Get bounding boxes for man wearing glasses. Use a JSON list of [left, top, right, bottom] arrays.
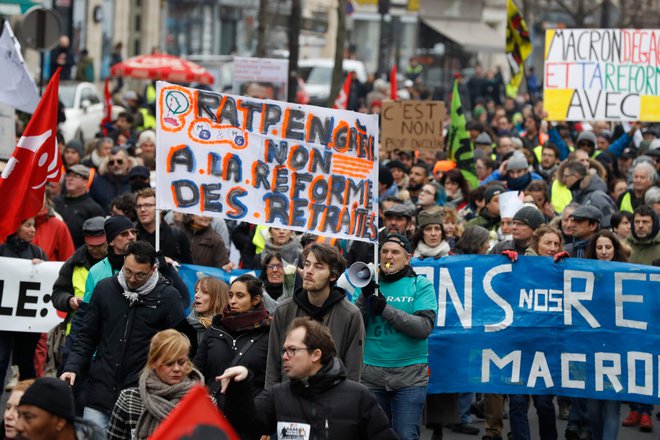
[[61, 240, 185, 431], [219, 317, 397, 440], [89, 147, 133, 214], [134, 188, 192, 265]]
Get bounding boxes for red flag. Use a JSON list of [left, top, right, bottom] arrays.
[[390, 64, 398, 100], [0, 69, 62, 242], [333, 71, 353, 110], [101, 77, 112, 136], [149, 385, 240, 440]]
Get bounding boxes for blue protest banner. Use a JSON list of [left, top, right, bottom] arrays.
[[417, 255, 660, 404], [179, 255, 660, 403]]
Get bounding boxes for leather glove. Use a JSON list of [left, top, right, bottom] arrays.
[[553, 251, 570, 262], [369, 292, 387, 316], [501, 250, 518, 262]]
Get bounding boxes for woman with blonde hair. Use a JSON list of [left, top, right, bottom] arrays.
[[2, 379, 35, 438], [181, 276, 230, 357], [107, 330, 204, 440]]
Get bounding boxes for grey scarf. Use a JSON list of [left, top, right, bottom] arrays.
[[136, 367, 204, 440], [117, 266, 160, 305]]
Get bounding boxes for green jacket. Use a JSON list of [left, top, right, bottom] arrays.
[[628, 231, 660, 265]]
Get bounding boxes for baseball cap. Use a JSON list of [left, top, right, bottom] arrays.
[[381, 233, 412, 254], [83, 216, 107, 246]]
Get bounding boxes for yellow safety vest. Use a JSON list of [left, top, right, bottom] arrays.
[[67, 266, 90, 334], [619, 192, 633, 213], [551, 180, 573, 214], [252, 225, 268, 255], [139, 108, 156, 130]]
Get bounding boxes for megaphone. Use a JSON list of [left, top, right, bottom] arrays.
[[347, 262, 375, 288]]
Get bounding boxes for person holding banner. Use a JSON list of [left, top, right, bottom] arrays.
[[583, 230, 628, 438], [524, 225, 563, 257], [0, 218, 47, 386], [355, 233, 437, 440]]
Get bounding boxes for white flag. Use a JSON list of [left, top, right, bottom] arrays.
[[0, 21, 39, 114]]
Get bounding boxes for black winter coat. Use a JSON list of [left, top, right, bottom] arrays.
[[53, 193, 105, 248], [0, 236, 47, 260], [63, 274, 185, 414], [194, 315, 269, 400], [135, 221, 192, 264], [225, 358, 398, 440], [51, 245, 103, 312]]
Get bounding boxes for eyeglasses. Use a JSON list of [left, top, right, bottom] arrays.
[[267, 264, 284, 271], [108, 159, 124, 166], [281, 346, 309, 358], [562, 173, 575, 180], [136, 203, 156, 210], [122, 267, 152, 281], [420, 188, 435, 195]]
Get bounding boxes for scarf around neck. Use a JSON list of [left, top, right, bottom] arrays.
[[220, 302, 270, 333], [117, 265, 160, 305], [414, 240, 450, 259], [136, 367, 203, 440]]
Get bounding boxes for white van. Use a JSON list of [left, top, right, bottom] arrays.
[[298, 58, 368, 106]]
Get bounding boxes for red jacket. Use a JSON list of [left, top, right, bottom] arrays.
[[34, 211, 75, 262]]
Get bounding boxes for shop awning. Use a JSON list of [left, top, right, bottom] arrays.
[[0, 0, 39, 16], [422, 18, 504, 53]]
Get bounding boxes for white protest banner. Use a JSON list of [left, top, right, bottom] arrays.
[[233, 56, 289, 101], [156, 82, 379, 243], [544, 29, 660, 121], [0, 102, 16, 160], [0, 257, 64, 332]]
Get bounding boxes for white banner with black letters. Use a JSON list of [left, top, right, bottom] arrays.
[[0, 257, 64, 332]]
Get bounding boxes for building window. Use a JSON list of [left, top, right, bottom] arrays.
[[135, 14, 141, 32]]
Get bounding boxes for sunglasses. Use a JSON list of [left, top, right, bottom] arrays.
[[109, 159, 124, 166]]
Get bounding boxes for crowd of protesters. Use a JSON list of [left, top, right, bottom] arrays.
[[0, 58, 659, 440]]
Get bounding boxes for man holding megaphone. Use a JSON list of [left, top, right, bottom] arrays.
[[353, 233, 437, 440]]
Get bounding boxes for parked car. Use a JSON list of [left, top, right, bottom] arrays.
[[58, 81, 123, 143], [298, 58, 368, 107]]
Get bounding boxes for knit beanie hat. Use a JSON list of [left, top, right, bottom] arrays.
[[19, 377, 75, 422], [104, 215, 135, 244], [65, 140, 84, 157], [513, 206, 545, 230], [507, 152, 529, 171]]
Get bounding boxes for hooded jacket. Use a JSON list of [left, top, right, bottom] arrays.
[[225, 358, 398, 440], [265, 287, 364, 386], [628, 213, 660, 265], [64, 274, 185, 414], [570, 170, 617, 228]]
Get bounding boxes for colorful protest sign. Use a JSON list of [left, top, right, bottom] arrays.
[[544, 29, 660, 121], [233, 56, 289, 101], [156, 82, 379, 243], [418, 255, 660, 403], [0, 257, 65, 332], [380, 100, 445, 151]]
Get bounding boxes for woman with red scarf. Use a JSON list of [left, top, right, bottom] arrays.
[[193, 274, 270, 410]]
